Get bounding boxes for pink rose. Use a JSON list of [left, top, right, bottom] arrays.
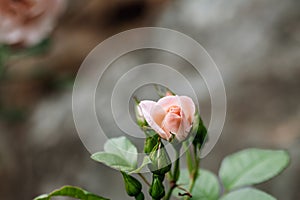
[[139, 95, 196, 141], [0, 0, 66, 47]]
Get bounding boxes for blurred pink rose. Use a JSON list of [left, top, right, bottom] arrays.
[[139, 95, 195, 141], [0, 0, 66, 47]]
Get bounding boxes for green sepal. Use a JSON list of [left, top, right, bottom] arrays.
[[192, 114, 207, 150], [154, 173, 165, 182], [144, 134, 159, 154], [154, 84, 175, 98]]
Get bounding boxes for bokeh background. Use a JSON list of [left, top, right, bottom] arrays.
[[0, 0, 300, 199]]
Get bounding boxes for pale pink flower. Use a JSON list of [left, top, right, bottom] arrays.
[[0, 0, 66, 47], [139, 95, 196, 141]]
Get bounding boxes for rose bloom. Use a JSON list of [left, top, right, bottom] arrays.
[[0, 0, 66, 46], [139, 95, 196, 141]]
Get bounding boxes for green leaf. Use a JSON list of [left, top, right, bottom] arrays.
[[91, 136, 138, 172], [173, 169, 220, 200], [104, 136, 138, 166], [219, 188, 276, 200], [91, 152, 136, 172], [34, 185, 109, 200], [219, 148, 290, 190]]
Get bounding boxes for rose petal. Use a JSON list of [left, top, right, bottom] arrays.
[[181, 111, 192, 133], [172, 110, 191, 141], [175, 119, 189, 141], [157, 95, 179, 111], [150, 104, 166, 127], [139, 100, 166, 136], [179, 96, 196, 123], [139, 100, 155, 115], [161, 112, 181, 140]]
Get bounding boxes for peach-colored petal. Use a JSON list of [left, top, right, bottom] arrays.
[[181, 111, 192, 133], [150, 104, 166, 127], [172, 109, 191, 141], [139, 100, 166, 136], [161, 112, 181, 138], [157, 95, 179, 111], [175, 119, 189, 141], [179, 96, 195, 124], [139, 100, 155, 115]]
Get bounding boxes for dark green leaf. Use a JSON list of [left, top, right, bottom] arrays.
[[34, 185, 109, 200]]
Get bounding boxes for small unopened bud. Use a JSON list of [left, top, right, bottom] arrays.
[[149, 174, 165, 200], [135, 104, 147, 127], [165, 91, 174, 96], [121, 172, 142, 197]]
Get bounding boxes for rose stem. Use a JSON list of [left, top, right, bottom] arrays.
[[164, 150, 180, 200], [138, 173, 151, 187]]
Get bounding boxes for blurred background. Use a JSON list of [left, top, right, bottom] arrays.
[[0, 0, 300, 199]]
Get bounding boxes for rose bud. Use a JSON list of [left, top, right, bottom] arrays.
[[135, 103, 147, 127], [149, 174, 165, 200], [165, 91, 174, 96], [139, 95, 196, 141], [121, 172, 142, 197]]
